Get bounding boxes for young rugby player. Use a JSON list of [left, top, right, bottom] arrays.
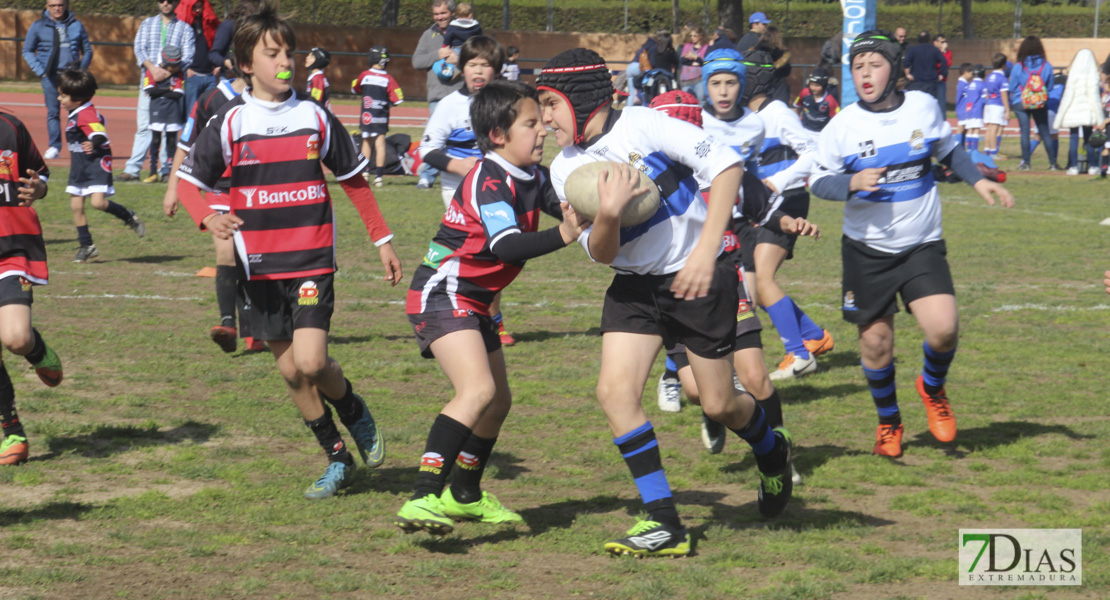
[[352, 45, 403, 187], [537, 48, 795, 557], [793, 68, 839, 143], [736, 48, 834, 380], [983, 54, 1010, 157], [395, 79, 589, 535], [417, 36, 518, 346], [58, 69, 145, 263], [163, 57, 262, 353], [964, 65, 987, 151], [809, 31, 1013, 458], [177, 4, 402, 498], [305, 46, 331, 111], [0, 109, 64, 466], [143, 45, 187, 183]]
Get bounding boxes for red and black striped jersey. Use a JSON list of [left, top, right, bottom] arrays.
[[178, 79, 241, 200], [65, 102, 109, 156], [0, 111, 50, 284], [178, 89, 378, 281], [407, 153, 561, 315], [351, 69, 403, 125], [307, 70, 331, 111]]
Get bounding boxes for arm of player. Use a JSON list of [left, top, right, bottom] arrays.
[[587, 163, 650, 265], [490, 204, 590, 264], [339, 176, 402, 286], [670, 163, 742, 300], [163, 146, 190, 217]]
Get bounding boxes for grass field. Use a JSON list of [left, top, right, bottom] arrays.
[[0, 132, 1107, 600]]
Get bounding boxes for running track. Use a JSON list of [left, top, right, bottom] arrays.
[[0, 90, 430, 168]]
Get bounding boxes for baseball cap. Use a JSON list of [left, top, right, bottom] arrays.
[[749, 12, 772, 24]]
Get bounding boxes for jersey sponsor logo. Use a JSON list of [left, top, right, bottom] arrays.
[[456, 451, 480, 470], [100, 156, 112, 172], [481, 177, 500, 192], [362, 97, 373, 109], [422, 241, 452, 269], [248, 254, 262, 263], [298, 280, 320, 306], [419, 452, 445, 474], [241, 187, 258, 208], [257, 184, 328, 206], [238, 144, 260, 165], [843, 290, 857, 311], [883, 164, 925, 184], [361, 113, 372, 125], [265, 126, 288, 135], [694, 138, 713, 158], [306, 134, 321, 160], [452, 309, 470, 318], [858, 140, 877, 159]]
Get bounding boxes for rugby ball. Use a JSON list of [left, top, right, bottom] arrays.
[[563, 161, 661, 227]]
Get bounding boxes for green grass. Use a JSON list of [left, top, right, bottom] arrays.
[[0, 133, 1105, 598]]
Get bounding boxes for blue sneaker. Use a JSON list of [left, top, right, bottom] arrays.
[[345, 394, 385, 468], [303, 461, 352, 500]]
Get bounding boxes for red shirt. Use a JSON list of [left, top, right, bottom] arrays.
[[0, 111, 50, 284]]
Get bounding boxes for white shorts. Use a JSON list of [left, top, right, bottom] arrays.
[[1047, 110, 1058, 135], [983, 104, 1007, 126], [957, 119, 966, 128], [963, 118, 984, 130]]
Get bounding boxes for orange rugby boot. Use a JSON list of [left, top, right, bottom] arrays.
[[803, 329, 835, 357], [498, 321, 516, 346], [873, 423, 904, 457], [916, 375, 957, 442], [0, 435, 29, 466]]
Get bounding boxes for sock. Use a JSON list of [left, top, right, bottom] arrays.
[[164, 133, 177, 171], [76, 225, 93, 247], [956, 132, 964, 146], [729, 403, 785, 474], [320, 378, 362, 426], [215, 265, 238, 328], [104, 201, 132, 222], [1030, 138, 1040, 156], [375, 166, 384, 178], [0, 366, 24, 438], [996, 135, 1002, 151], [615, 421, 681, 529], [449, 434, 497, 504], [149, 131, 162, 173], [304, 404, 353, 465], [663, 355, 678, 380], [968, 135, 979, 151], [412, 413, 472, 500], [755, 389, 784, 430], [24, 329, 46, 365], [492, 312, 504, 325], [794, 303, 824, 342], [921, 342, 957, 394], [765, 296, 809, 359], [863, 362, 900, 426]]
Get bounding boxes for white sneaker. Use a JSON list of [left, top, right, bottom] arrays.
[[790, 461, 803, 486], [769, 352, 817, 381], [1066, 166, 1079, 175], [656, 373, 681, 413], [373, 176, 383, 188], [43, 147, 60, 160], [1090, 167, 1101, 176], [415, 179, 432, 190], [700, 413, 725, 454]]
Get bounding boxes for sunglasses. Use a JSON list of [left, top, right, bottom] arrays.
[[157, 0, 176, 4]]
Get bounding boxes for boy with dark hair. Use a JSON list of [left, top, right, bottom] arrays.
[[983, 53, 1010, 156], [442, 2, 482, 53], [177, 3, 403, 499], [502, 46, 520, 81], [305, 46, 331, 111], [396, 79, 588, 534], [352, 45, 403, 188], [143, 45, 187, 183], [57, 69, 145, 263], [0, 109, 64, 466], [793, 67, 839, 143], [537, 48, 795, 557]]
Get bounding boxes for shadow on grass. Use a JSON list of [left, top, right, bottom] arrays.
[[38, 421, 220, 460], [910, 420, 1095, 457], [345, 452, 529, 498], [781, 382, 869, 404], [118, 254, 188, 264], [44, 237, 77, 246], [719, 443, 871, 481], [511, 328, 602, 343], [0, 501, 96, 527]]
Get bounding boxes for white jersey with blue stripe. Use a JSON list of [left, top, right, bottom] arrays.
[[811, 91, 958, 253], [753, 99, 816, 193], [701, 107, 765, 168], [550, 107, 744, 276], [418, 89, 480, 195]]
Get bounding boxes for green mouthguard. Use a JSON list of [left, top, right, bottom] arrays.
[[276, 71, 292, 80]]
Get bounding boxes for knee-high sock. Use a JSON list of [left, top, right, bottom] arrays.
[[921, 342, 957, 393], [615, 421, 680, 529], [449, 434, 497, 504], [0, 365, 23, 438], [304, 404, 353, 465], [412, 413, 472, 500], [863, 362, 899, 426], [756, 389, 784, 430], [104, 201, 132, 222], [729, 403, 785, 474], [765, 296, 809, 359], [215, 265, 238, 327], [793, 302, 824, 341]]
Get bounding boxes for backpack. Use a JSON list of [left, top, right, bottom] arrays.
[[1021, 64, 1048, 110]]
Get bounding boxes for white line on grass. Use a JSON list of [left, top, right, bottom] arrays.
[[44, 293, 203, 301]]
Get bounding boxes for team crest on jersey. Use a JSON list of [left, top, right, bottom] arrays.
[[306, 134, 321, 160], [298, 281, 320, 306], [626, 152, 650, 175], [100, 156, 113, 172], [910, 129, 925, 152], [0, 150, 12, 178], [843, 291, 857, 311], [19, 277, 31, 292], [361, 113, 372, 125], [423, 241, 451, 269], [737, 299, 754, 321], [238, 144, 260, 165]]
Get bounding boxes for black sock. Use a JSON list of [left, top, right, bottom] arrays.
[[321, 379, 362, 426], [149, 131, 162, 173], [375, 166, 384, 178], [76, 225, 93, 247], [449, 435, 497, 504], [615, 422, 681, 530], [24, 329, 46, 365], [304, 405, 353, 465], [730, 403, 785, 474], [104, 201, 132, 223], [755, 389, 783, 430], [215, 265, 238, 328], [0, 366, 24, 438], [412, 414, 472, 501]]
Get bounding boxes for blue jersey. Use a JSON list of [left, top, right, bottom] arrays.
[[985, 70, 1007, 107], [955, 78, 969, 120], [965, 78, 986, 120], [1047, 81, 1064, 113]]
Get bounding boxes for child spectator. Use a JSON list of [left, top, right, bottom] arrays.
[[352, 45, 403, 188], [501, 46, 521, 81], [964, 65, 987, 151], [177, 5, 402, 499], [58, 69, 145, 263], [442, 3, 482, 53], [793, 67, 839, 143], [983, 53, 1010, 157], [954, 63, 973, 147], [395, 80, 588, 535], [305, 46, 331, 111], [0, 108, 65, 466], [143, 45, 187, 183]]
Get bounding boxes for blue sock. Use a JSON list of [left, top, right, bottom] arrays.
[[492, 312, 503, 325], [1030, 138, 1040, 156], [921, 342, 957, 392], [729, 402, 785, 473], [765, 296, 809, 359], [968, 135, 979, 151], [996, 135, 1002, 150], [956, 132, 965, 146], [862, 362, 899, 425], [794, 304, 824, 342], [615, 422, 680, 529], [663, 355, 678, 379]]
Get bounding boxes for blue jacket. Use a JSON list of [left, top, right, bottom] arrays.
[[1008, 56, 1054, 108], [22, 9, 92, 78]]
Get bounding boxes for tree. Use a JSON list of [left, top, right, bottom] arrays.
[[718, 0, 744, 38], [961, 0, 974, 38], [381, 0, 398, 27]]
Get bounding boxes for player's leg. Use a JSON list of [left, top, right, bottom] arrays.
[[373, 133, 386, 186], [489, 292, 515, 346], [360, 135, 373, 180], [70, 195, 98, 263], [89, 191, 143, 235], [757, 242, 817, 378], [908, 293, 960, 444], [147, 130, 162, 182], [210, 233, 239, 353], [859, 317, 903, 457], [163, 132, 178, 179], [0, 291, 55, 466]]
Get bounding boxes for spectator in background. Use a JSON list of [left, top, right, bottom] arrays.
[[894, 27, 908, 48], [208, 0, 260, 75], [1009, 35, 1058, 170], [679, 27, 708, 101], [118, 0, 194, 182], [817, 31, 842, 101], [501, 46, 520, 81], [707, 26, 737, 53], [903, 31, 947, 108], [934, 33, 952, 110], [411, 0, 464, 189], [177, 0, 220, 117], [21, 0, 92, 159], [626, 34, 660, 106], [755, 25, 792, 104], [737, 12, 770, 52]]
